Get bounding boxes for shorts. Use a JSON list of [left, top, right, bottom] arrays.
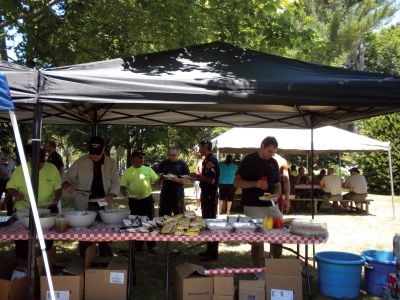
[[219, 184, 235, 201]]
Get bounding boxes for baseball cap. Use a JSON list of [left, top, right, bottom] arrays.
[[132, 149, 146, 157], [88, 136, 105, 155]]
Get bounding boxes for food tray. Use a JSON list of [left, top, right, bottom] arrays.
[[205, 219, 233, 234], [250, 218, 263, 225], [232, 222, 257, 233], [0, 215, 12, 226], [227, 215, 251, 224], [289, 219, 328, 237]]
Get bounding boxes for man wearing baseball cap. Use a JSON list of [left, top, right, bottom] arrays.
[[62, 136, 120, 257]]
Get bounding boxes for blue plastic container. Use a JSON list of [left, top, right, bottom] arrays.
[[316, 251, 365, 299], [361, 250, 397, 297]]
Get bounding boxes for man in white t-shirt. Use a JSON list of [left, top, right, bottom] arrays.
[[343, 167, 368, 208], [320, 167, 342, 208]]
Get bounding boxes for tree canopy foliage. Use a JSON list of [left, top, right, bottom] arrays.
[[353, 25, 400, 193], [1, 1, 400, 185]]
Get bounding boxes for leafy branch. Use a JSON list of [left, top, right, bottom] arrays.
[[0, 0, 62, 29]]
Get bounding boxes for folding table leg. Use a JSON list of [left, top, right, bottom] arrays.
[[304, 245, 313, 300], [165, 242, 170, 300], [313, 244, 316, 268], [127, 240, 136, 299]]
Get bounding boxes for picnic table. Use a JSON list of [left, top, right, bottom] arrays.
[[293, 184, 372, 214], [0, 221, 328, 300]]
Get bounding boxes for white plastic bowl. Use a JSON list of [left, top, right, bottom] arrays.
[[16, 208, 50, 220], [21, 215, 56, 230], [64, 211, 97, 228], [99, 209, 130, 224]]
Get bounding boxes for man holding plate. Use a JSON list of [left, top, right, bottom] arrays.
[[158, 147, 190, 216]]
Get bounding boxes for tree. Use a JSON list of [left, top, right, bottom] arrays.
[[1, 0, 316, 67], [364, 25, 400, 75], [302, 0, 398, 67], [354, 26, 400, 193], [356, 114, 400, 194]]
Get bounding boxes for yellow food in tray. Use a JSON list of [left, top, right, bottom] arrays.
[[183, 229, 200, 236], [161, 222, 177, 234], [160, 213, 204, 236]]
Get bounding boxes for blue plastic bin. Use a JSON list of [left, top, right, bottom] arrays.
[[316, 251, 365, 299], [361, 250, 397, 297]]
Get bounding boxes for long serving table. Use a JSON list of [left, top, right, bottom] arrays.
[[0, 222, 328, 300]]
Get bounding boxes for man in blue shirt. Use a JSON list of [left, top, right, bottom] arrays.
[[158, 147, 190, 216]]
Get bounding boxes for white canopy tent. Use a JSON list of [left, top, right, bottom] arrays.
[[212, 126, 390, 154], [212, 126, 395, 217]]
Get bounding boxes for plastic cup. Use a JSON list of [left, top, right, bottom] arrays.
[[55, 216, 68, 233]]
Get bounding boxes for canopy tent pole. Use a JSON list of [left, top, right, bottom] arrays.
[[9, 110, 56, 300], [306, 154, 309, 172], [338, 151, 342, 171], [92, 123, 97, 136], [310, 125, 315, 220], [217, 147, 220, 216], [27, 102, 42, 299], [388, 145, 395, 218]]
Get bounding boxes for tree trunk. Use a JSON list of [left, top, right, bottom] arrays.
[[0, 28, 8, 61], [351, 38, 365, 71], [125, 126, 132, 168]]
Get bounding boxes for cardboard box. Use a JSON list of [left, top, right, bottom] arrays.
[[213, 295, 234, 300], [239, 280, 265, 300], [0, 261, 28, 300], [214, 276, 234, 296], [174, 262, 213, 300], [38, 246, 94, 300], [265, 259, 302, 300], [85, 254, 128, 300]]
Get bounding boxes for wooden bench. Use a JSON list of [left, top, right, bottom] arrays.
[[290, 198, 373, 214]]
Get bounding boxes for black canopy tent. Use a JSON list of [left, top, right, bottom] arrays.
[[2, 41, 400, 299], [1, 41, 400, 127]]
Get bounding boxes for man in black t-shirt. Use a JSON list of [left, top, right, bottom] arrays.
[[158, 147, 190, 216], [234, 136, 282, 268], [191, 140, 220, 261], [46, 141, 64, 176]]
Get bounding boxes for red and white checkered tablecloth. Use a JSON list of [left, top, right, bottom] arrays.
[[0, 221, 328, 244]]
